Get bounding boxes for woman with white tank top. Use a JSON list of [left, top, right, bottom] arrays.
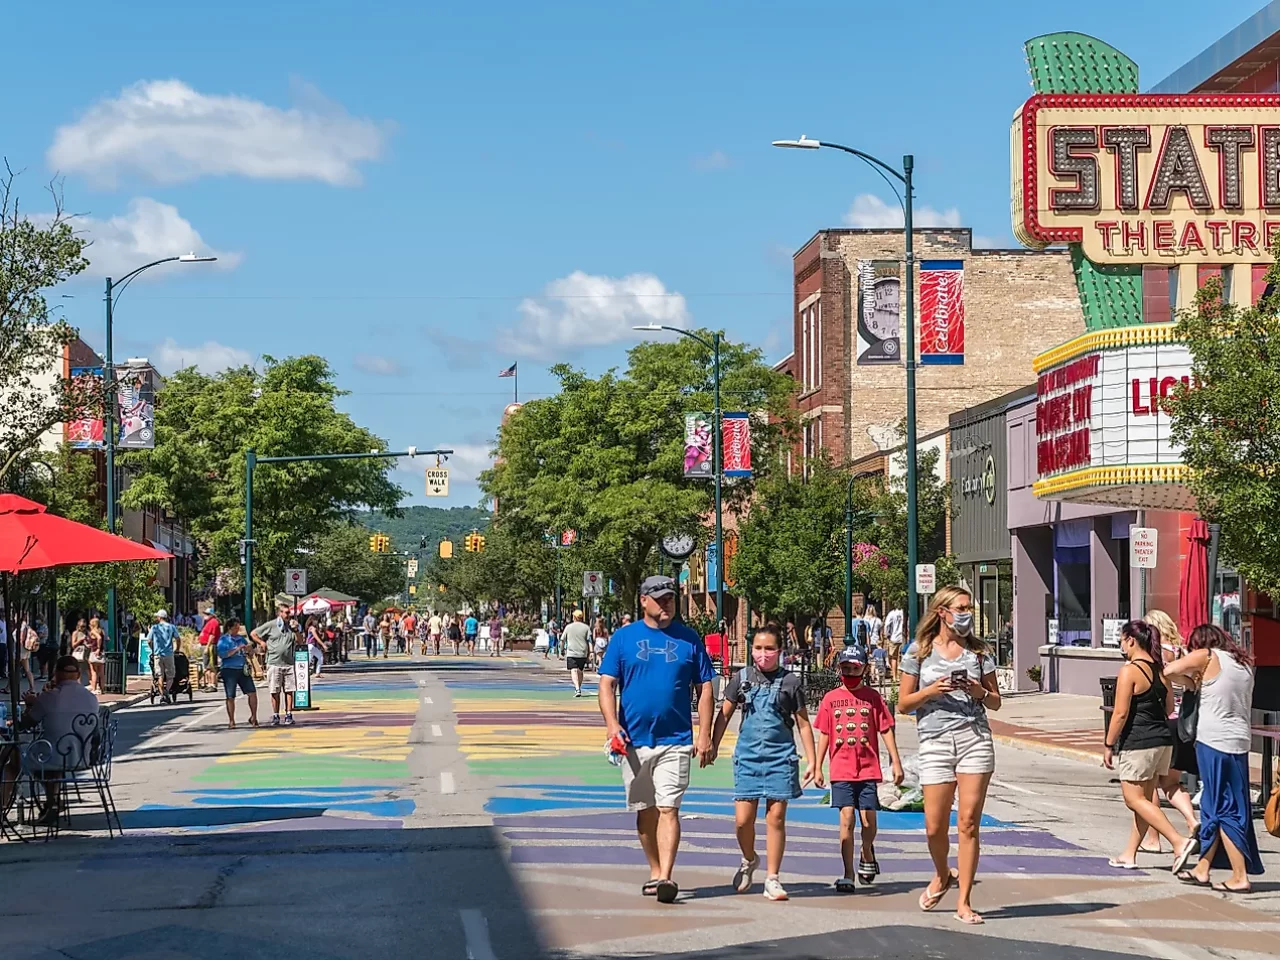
[[1165, 624, 1264, 893]]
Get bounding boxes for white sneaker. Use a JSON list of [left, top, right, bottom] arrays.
[[733, 854, 759, 893], [763, 876, 788, 901]]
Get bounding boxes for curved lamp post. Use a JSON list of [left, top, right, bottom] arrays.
[[772, 136, 921, 636]]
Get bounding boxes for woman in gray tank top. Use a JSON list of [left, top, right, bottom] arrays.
[[1165, 624, 1264, 892]]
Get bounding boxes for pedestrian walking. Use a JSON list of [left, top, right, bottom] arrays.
[[1165, 624, 1264, 892], [379, 613, 392, 659], [545, 618, 560, 659], [487, 612, 503, 657], [69, 618, 89, 679], [402, 611, 417, 655], [447, 616, 462, 655], [597, 575, 715, 904], [1102, 620, 1199, 872], [35, 617, 56, 682], [562, 610, 592, 696], [592, 617, 609, 669], [463, 613, 479, 655], [883, 606, 905, 683], [86, 617, 105, 695], [146, 610, 180, 704], [251, 602, 300, 726], [362, 610, 376, 658], [305, 617, 328, 676], [813, 644, 904, 892], [862, 605, 884, 651], [429, 611, 443, 655], [710, 624, 817, 901], [216, 618, 259, 729], [897, 585, 1000, 925]]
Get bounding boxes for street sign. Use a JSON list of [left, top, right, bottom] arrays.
[[426, 467, 450, 497], [915, 563, 936, 595], [407, 558, 419, 578], [583, 571, 604, 597], [1129, 526, 1158, 569], [293, 648, 314, 710], [285, 568, 308, 596]]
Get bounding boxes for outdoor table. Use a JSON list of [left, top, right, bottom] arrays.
[[0, 724, 41, 842]]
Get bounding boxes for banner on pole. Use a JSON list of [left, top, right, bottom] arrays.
[[855, 259, 901, 364], [721, 413, 752, 477], [116, 363, 157, 449], [67, 366, 104, 448], [683, 413, 713, 479], [919, 261, 965, 365]]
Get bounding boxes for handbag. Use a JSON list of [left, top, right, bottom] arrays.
[[1266, 785, 1280, 838], [1176, 688, 1199, 743]]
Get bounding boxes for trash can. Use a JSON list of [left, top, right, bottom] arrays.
[[1099, 676, 1118, 738], [103, 650, 128, 695]]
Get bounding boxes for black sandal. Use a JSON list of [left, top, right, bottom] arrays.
[[642, 880, 660, 896], [857, 857, 879, 884], [655, 879, 679, 904], [1175, 870, 1211, 887]]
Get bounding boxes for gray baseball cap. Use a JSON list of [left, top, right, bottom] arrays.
[[639, 575, 676, 599]]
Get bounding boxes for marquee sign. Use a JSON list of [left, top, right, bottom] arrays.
[[1012, 93, 1280, 264], [1032, 324, 1194, 509]]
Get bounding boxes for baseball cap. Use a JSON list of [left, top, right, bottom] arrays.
[[154, 609, 168, 619], [837, 645, 868, 665], [639, 575, 676, 599]]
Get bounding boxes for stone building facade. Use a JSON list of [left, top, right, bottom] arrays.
[[790, 228, 1084, 467]]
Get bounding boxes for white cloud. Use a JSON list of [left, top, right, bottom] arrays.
[[692, 150, 732, 172], [68, 197, 241, 277], [973, 234, 1011, 249], [843, 193, 963, 229], [509, 271, 690, 357], [153, 338, 253, 374], [353, 353, 405, 376], [48, 79, 388, 187], [394, 443, 492, 500]]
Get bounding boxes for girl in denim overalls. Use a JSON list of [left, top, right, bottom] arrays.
[[711, 626, 818, 900]]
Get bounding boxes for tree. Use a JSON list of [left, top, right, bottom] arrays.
[[121, 355, 403, 617], [481, 331, 795, 611], [0, 167, 96, 483], [306, 522, 404, 604], [1165, 241, 1280, 594]]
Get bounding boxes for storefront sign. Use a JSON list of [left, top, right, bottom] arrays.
[[855, 259, 901, 364], [960, 455, 997, 504], [1012, 93, 1280, 264], [1130, 526, 1158, 568], [1101, 618, 1125, 647], [919, 261, 965, 364]]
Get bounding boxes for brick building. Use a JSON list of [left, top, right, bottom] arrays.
[[790, 228, 1084, 468]]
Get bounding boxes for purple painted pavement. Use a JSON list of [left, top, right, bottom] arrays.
[[505, 845, 1120, 876], [502, 831, 905, 854]]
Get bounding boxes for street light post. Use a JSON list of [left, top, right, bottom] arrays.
[[634, 324, 725, 625], [103, 254, 216, 677], [772, 137, 920, 635]]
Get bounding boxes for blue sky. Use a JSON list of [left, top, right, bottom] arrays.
[[13, 0, 1266, 507]]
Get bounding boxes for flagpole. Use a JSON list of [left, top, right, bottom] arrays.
[[514, 364, 518, 404]]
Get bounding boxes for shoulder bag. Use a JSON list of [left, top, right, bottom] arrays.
[[1176, 686, 1199, 743]]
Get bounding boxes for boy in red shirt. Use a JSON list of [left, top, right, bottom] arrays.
[[813, 645, 904, 891]]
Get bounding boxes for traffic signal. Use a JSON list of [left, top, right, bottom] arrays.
[[440, 539, 454, 559], [464, 533, 476, 553], [368, 534, 390, 553], [369, 535, 379, 553], [475, 534, 486, 553], [420, 536, 427, 549]]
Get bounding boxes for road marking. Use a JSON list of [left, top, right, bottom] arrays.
[[992, 778, 1039, 796], [441, 771, 456, 794], [432, 723, 443, 738], [459, 908, 497, 960], [126, 704, 222, 754], [421, 696, 433, 704]]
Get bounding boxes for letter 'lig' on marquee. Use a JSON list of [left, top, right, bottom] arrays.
[[1011, 93, 1280, 264]]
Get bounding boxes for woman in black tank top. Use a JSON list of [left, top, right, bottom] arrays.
[[1103, 621, 1199, 871]]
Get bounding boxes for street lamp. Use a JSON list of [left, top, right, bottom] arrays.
[[634, 323, 725, 626], [103, 253, 217, 671], [772, 136, 921, 635]]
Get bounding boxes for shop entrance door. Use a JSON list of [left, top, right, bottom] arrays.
[[979, 574, 999, 641]]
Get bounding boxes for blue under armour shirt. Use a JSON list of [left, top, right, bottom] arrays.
[[599, 620, 715, 748]]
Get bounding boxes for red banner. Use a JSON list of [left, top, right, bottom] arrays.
[[721, 413, 752, 477], [919, 261, 965, 365]]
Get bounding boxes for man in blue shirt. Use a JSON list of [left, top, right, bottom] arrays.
[[147, 609, 180, 705], [598, 575, 715, 904], [463, 614, 479, 655]]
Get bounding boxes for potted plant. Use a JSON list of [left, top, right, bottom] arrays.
[[1026, 664, 1043, 691]]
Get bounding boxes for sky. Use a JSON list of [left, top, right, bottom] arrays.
[[11, 0, 1267, 507]]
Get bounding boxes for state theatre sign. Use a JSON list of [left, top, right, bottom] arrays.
[[1032, 323, 1194, 510], [1012, 93, 1280, 264]]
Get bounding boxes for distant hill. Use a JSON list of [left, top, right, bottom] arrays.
[[357, 505, 491, 554]]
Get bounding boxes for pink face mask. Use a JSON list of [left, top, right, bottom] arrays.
[[753, 649, 781, 672]]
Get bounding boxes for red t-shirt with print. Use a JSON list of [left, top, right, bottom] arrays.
[[815, 683, 894, 782]]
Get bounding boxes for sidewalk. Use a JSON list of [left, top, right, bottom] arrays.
[[986, 692, 1106, 762]]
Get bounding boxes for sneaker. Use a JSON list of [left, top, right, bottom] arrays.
[[284, 714, 295, 726], [270, 715, 280, 727], [763, 877, 788, 901], [733, 854, 759, 893], [573, 690, 582, 698]]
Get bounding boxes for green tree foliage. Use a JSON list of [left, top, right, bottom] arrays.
[[121, 355, 402, 618], [0, 171, 96, 483], [1166, 241, 1280, 594], [305, 521, 404, 604], [481, 332, 794, 610], [356, 504, 491, 554]]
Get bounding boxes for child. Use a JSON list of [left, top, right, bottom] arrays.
[[813, 645, 904, 892], [711, 625, 818, 901], [871, 645, 889, 686]]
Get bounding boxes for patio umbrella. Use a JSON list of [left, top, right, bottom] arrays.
[[299, 596, 333, 614], [1179, 518, 1211, 642], [0, 493, 173, 720]]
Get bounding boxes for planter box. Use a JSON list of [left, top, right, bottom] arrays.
[[509, 638, 535, 651]]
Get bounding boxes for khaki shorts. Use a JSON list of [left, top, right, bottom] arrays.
[[1114, 744, 1172, 782], [918, 722, 996, 785], [621, 744, 692, 810], [267, 664, 297, 694]]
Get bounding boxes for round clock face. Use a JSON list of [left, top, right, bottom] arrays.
[[661, 533, 696, 560]]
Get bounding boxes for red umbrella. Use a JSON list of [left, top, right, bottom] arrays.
[[0, 494, 172, 573], [1179, 518, 1211, 642]]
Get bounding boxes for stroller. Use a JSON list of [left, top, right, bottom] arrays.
[[149, 651, 196, 704]]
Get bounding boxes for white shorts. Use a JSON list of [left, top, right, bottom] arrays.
[[621, 744, 692, 810], [917, 723, 996, 785], [267, 664, 297, 694]]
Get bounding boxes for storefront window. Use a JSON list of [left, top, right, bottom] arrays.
[[1054, 519, 1092, 645], [1214, 569, 1241, 640]]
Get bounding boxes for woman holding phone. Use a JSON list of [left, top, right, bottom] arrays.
[[898, 585, 1001, 926]]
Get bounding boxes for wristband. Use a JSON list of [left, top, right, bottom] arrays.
[[1104, 742, 1115, 750]]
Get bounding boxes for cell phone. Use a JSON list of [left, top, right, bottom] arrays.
[[950, 669, 969, 686]]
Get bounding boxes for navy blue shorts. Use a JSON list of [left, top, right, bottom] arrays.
[[830, 780, 879, 810], [220, 667, 256, 699]]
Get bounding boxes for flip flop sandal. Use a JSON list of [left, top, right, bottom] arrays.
[[1171, 837, 1201, 874], [857, 859, 878, 883], [1107, 859, 1141, 870], [834, 877, 856, 893], [1136, 843, 1162, 854], [641, 880, 660, 897], [1212, 882, 1251, 894], [954, 911, 985, 925], [918, 869, 958, 911], [1175, 871, 1211, 887], [655, 880, 679, 904]]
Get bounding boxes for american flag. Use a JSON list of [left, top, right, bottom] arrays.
[[498, 363, 517, 378]]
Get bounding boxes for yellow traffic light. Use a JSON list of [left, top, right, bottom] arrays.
[[369, 535, 378, 553], [409, 584, 417, 595], [475, 535, 486, 553], [440, 539, 453, 559]]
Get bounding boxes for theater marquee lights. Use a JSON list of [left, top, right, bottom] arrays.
[[1012, 93, 1280, 264]]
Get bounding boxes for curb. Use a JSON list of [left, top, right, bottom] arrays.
[[896, 710, 1101, 766]]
